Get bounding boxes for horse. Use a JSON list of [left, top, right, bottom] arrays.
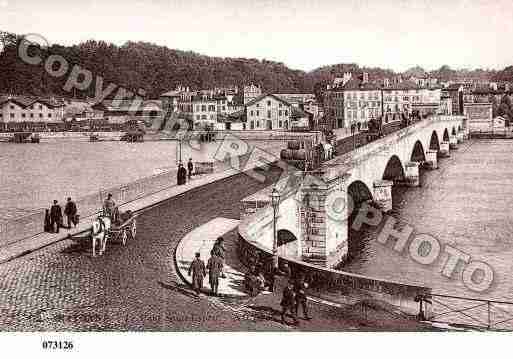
[[91, 215, 111, 257]]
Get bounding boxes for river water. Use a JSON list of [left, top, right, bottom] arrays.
[[0, 139, 284, 213], [343, 139, 513, 308]]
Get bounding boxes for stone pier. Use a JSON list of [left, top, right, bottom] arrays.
[[373, 180, 393, 212], [299, 174, 348, 268], [439, 141, 450, 157], [425, 150, 438, 170], [449, 135, 458, 150], [404, 162, 420, 187]]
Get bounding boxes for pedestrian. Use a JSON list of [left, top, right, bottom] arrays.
[[294, 275, 311, 320], [187, 158, 194, 180], [64, 197, 78, 229], [50, 200, 62, 233], [212, 237, 226, 278], [264, 257, 277, 292], [207, 250, 223, 296], [188, 252, 206, 296], [43, 209, 52, 232], [281, 263, 292, 279], [280, 280, 298, 325], [177, 163, 187, 185], [103, 193, 115, 218]]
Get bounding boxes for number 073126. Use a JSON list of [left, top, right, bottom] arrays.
[[42, 341, 74, 350]]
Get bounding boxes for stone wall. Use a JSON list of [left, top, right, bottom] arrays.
[[0, 163, 212, 247], [238, 194, 431, 316]]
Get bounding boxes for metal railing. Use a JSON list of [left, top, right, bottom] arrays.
[[417, 293, 513, 330]]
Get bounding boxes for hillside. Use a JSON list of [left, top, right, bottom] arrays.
[[0, 31, 511, 101]]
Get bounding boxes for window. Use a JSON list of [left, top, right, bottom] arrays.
[[256, 103, 260, 108], [10, 113, 14, 118], [196, 115, 200, 121], [201, 114, 206, 120], [39, 105, 43, 110], [267, 100, 271, 106], [279, 120, 283, 127], [208, 105, 215, 111], [201, 105, 206, 111], [10, 105, 14, 110], [279, 103, 282, 107], [196, 105, 200, 112], [222, 106, 226, 111], [39, 113, 43, 118], [284, 110, 288, 116], [250, 121, 254, 129], [30, 113, 34, 118], [278, 110, 282, 116], [250, 110, 254, 116], [256, 110, 259, 116], [48, 113, 52, 117], [267, 110, 271, 118]]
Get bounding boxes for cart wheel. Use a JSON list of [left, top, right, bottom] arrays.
[[121, 229, 127, 246], [131, 220, 137, 239]]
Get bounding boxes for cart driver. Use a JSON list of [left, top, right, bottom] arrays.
[[103, 193, 116, 218]]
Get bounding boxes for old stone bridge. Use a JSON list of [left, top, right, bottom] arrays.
[[240, 115, 468, 269]]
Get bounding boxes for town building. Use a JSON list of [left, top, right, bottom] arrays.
[[245, 93, 295, 130], [463, 102, 493, 132], [324, 72, 383, 129], [160, 86, 244, 130], [0, 95, 65, 131]]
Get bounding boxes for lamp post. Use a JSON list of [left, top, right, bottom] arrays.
[[270, 187, 281, 269]]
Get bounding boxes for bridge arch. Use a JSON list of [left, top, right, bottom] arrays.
[[347, 180, 374, 261], [277, 229, 298, 247], [347, 180, 373, 211], [382, 155, 405, 182], [411, 140, 426, 162], [443, 128, 450, 141], [429, 131, 440, 151]]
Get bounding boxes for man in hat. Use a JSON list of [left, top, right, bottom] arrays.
[[188, 252, 206, 296], [103, 193, 115, 218], [187, 158, 194, 180], [50, 200, 62, 233], [294, 275, 311, 320], [280, 280, 298, 325], [212, 237, 226, 278], [207, 250, 223, 296], [64, 197, 78, 229]]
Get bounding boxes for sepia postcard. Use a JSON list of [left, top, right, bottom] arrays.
[[0, 0, 512, 356]]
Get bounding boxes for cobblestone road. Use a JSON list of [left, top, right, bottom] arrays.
[[0, 162, 431, 331], [0, 166, 292, 331]]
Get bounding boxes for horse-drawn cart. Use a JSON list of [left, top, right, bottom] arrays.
[[70, 209, 137, 256]]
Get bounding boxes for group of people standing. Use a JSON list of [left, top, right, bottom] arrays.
[[177, 158, 194, 186], [44, 197, 78, 234], [245, 256, 311, 326], [187, 237, 226, 296]]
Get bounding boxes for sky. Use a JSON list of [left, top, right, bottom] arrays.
[[1, 0, 512, 72]]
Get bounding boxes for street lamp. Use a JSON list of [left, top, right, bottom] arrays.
[[270, 187, 281, 269]]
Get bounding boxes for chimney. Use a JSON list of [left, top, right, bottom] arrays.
[[342, 72, 352, 86], [362, 72, 369, 84]]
